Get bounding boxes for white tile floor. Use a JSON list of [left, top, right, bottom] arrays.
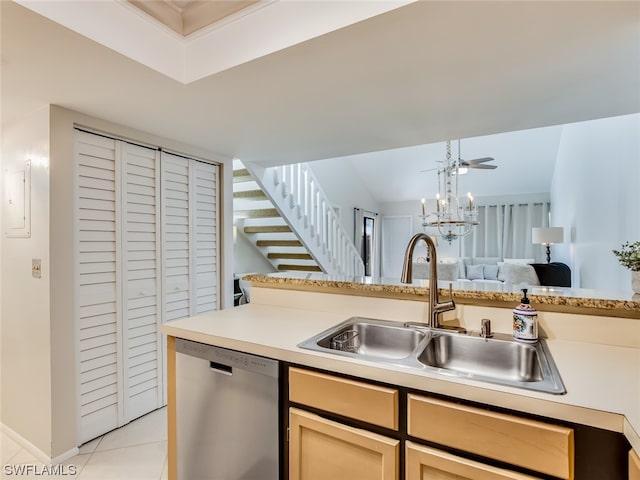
[[1, 408, 168, 480]]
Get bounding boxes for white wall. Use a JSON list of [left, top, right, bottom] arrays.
[[308, 158, 381, 245], [551, 113, 640, 293], [1, 106, 53, 456], [380, 199, 459, 261], [233, 228, 276, 275]]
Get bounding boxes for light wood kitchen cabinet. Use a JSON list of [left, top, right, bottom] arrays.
[[289, 367, 399, 430], [288, 368, 579, 480], [406, 441, 542, 480], [289, 407, 399, 480], [630, 449, 640, 480], [407, 394, 574, 479]]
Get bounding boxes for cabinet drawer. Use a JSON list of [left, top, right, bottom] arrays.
[[407, 394, 574, 479], [289, 367, 398, 430], [406, 441, 541, 480]]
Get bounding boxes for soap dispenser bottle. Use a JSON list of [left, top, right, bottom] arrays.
[[513, 288, 538, 343]]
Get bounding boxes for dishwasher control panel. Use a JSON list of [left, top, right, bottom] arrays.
[[175, 338, 279, 378]]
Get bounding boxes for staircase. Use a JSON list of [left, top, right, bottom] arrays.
[[233, 159, 364, 276], [234, 160, 322, 273]]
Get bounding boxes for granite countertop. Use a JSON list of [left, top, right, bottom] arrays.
[[244, 273, 640, 318]]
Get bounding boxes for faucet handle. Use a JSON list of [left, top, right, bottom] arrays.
[[445, 282, 455, 302]]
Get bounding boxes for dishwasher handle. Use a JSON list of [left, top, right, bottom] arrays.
[[210, 361, 233, 376], [175, 338, 279, 378]]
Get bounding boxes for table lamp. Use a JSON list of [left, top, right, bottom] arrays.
[[532, 227, 564, 263]]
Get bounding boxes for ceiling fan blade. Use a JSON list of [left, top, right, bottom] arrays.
[[465, 157, 495, 165], [469, 164, 497, 170]]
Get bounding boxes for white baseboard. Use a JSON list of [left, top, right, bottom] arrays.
[[0, 422, 79, 465]]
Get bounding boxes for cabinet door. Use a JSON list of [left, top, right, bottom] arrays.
[[631, 449, 640, 480], [406, 442, 541, 480], [289, 408, 398, 480]]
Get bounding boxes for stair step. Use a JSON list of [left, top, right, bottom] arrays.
[[233, 168, 250, 177], [233, 176, 253, 184], [268, 253, 314, 260], [244, 225, 291, 233], [244, 225, 292, 234], [256, 240, 303, 247], [234, 190, 267, 199], [234, 198, 274, 211], [278, 264, 323, 272], [234, 208, 280, 219], [233, 171, 253, 184]]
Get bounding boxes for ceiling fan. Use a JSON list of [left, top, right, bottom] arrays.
[[421, 140, 497, 173], [455, 139, 496, 172]]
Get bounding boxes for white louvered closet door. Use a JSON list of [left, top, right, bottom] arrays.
[[121, 143, 163, 423], [193, 161, 218, 313], [76, 130, 122, 444], [161, 153, 219, 319], [76, 131, 220, 444], [161, 153, 192, 321]]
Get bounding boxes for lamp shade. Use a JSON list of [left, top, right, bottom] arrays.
[[532, 227, 564, 245]]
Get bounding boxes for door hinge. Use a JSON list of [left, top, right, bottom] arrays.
[[286, 427, 290, 443]]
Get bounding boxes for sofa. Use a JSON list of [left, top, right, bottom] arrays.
[[413, 257, 541, 287]]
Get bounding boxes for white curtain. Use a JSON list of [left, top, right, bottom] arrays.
[[461, 202, 550, 261]]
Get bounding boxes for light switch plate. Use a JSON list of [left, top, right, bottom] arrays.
[[32, 258, 41, 278]]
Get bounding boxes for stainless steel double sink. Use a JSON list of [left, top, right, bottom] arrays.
[[298, 317, 566, 394]]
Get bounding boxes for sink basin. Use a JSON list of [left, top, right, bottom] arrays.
[[298, 317, 565, 394], [418, 333, 543, 382], [300, 317, 426, 360], [417, 331, 565, 393]]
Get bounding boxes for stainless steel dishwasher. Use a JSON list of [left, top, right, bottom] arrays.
[[175, 338, 280, 480]]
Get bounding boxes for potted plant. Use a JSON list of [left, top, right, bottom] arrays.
[[612, 241, 640, 294]]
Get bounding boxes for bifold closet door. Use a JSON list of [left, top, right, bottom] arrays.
[[121, 143, 163, 423], [76, 131, 164, 443], [161, 153, 219, 320], [76, 131, 219, 444], [76, 131, 121, 444], [192, 160, 218, 313], [161, 153, 192, 321]]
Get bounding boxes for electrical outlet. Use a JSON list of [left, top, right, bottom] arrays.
[[32, 258, 41, 278]]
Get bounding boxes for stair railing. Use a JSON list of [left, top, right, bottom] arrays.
[[244, 161, 365, 277]]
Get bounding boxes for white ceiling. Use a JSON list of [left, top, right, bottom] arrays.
[[2, 1, 639, 170], [324, 124, 564, 203]]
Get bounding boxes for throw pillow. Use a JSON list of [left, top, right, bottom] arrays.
[[412, 262, 429, 279], [467, 264, 485, 280], [501, 263, 540, 286], [438, 262, 459, 282], [484, 264, 499, 281], [497, 262, 506, 282], [458, 258, 469, 279]]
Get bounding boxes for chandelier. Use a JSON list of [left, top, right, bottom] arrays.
[[420, 140, 479, 243]]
